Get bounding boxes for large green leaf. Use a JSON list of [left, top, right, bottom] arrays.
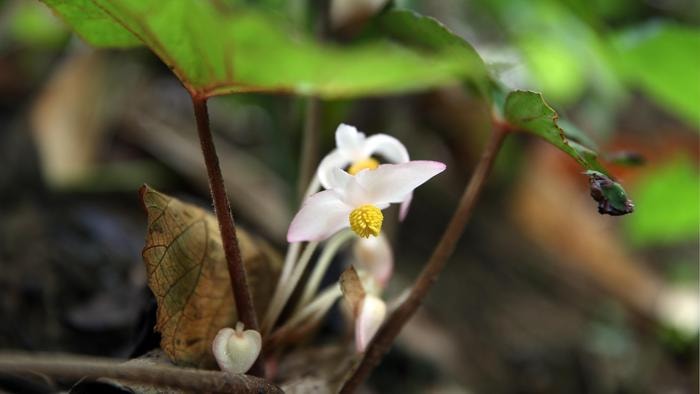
[[40, 1, 486, 98], [504, 90, 634, 215], [611, 22, 700, 127]]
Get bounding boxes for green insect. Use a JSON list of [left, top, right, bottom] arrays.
[[585, 171, 634, 216]]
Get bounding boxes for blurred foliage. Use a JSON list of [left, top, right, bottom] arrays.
[[611, 22, 700, 127], [473, 0, 700, 128], [623, 157, 699, 246], [5, 1, 67, 48]]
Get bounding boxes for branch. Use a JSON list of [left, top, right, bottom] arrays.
[[0, 353, 281, 393], [191, 96, 264, 377], [339, 124, 509, 392]]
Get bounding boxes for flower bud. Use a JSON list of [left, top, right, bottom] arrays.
[[212, 322, 261, 374], [355, 294, 386, 352], [353, 234, 393, 287]]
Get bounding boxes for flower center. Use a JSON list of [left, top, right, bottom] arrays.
[[349, 205, 383, 238], [348, 158, 380, 175]]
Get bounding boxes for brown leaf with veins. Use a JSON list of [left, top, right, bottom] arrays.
[[140, 185, 280, 368]]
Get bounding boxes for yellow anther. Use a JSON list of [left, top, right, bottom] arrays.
[[348, 158, 380, 175], [349, 205, 383, 238]]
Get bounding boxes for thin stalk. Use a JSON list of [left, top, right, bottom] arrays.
[[191, 96, 264, 377], [0, 353, 281, 393], [339, 125, 509, 393], [280, 177, 320, 288], [297, 229, 354, 309], [262, 241, 320, 334], [266, 285, 342, 349], [297, 97, 321, 199], [280, 242, 302, 284]]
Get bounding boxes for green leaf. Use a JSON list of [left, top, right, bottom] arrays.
[[611, 22, 700, 127], [40, 1, 486, 99], [42, 0, 140, 47], [623, 158, 699, 246], [372, 9, 489, 94], [504, 90, 607, 173], [504, 90, 634, 216]]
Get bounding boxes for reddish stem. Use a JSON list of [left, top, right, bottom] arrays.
[[191, 96, 264, 377], [339, 123, 509, 392]]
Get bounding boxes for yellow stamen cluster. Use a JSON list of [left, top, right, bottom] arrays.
[[348, 158, 380, 175], [349, 205, 383, 238]]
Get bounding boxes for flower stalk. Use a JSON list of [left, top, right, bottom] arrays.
[[262, 241, 320, 334], [191, 96, 264, 377]]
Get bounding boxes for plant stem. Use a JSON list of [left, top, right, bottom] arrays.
[[339, 124, 509, 393], [191, 96, 264, 377], [297, 97, 321, 200], [0, 353, 281, 393]]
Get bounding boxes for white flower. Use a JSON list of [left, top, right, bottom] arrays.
[[317, 124, 414, 220], [288, 160, 445, 242]]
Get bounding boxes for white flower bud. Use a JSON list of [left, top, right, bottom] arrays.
[[355, 294, 386, 353], [212, 322, 261, 374], [353, 234, 393, 288]]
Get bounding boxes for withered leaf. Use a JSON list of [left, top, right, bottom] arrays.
[[140, 185, 280, 368], [339, 266, 365, 316]]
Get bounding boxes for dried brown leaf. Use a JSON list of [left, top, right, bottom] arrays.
[[140, 185, 280, 368], [339, 266, 365, 316]]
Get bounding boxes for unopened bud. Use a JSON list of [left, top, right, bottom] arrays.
[[212, 322, 261, 374], [355, 295, 386, 352], [353, 234, 393, 288]]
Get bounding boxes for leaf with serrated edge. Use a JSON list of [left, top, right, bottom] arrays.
[[505, 90, 608, 174], [504, 90, 634, 216], [140, 185, 279, 368]]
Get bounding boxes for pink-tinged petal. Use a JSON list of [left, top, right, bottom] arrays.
[[398, 193, 413, 221], [335, 124, 366, 157], [327, 167, 354, 191], [355, 295, 386, 352], [355, 161, 446, 205], [363, 134, 409, 163], [317, 150, 350, 189], [287, 190, 353, 242]]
